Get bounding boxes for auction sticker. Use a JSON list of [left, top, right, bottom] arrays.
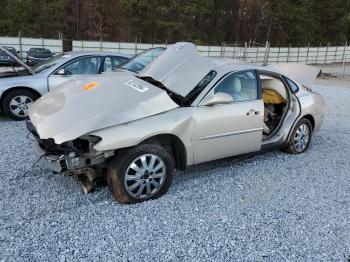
[[124, 80, 149, 93]]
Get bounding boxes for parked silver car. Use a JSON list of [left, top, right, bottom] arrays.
[[0, 47, 130, 120], [27, 42, 324, 203]]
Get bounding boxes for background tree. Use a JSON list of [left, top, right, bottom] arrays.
[[0, 0, 349, 46]]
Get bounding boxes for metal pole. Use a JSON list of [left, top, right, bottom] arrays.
[[306, 44, 310, 64], [263, 41, 270, 65], [315, 43, 320, 64], [324, 43, 329, 64], [334, 46, 338, 63], [297, 47, 300, 62], [287, 43, 291, 63], [277, 47, 280, 63], [342, 41, 347, 77], [244, 42, 247, 61], [135, 38, 137, 55], [60, 33, 64, 53], [18, 31, 23, 60], [222, 42, 226, 58]]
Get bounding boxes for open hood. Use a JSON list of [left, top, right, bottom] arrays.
[[267, 63, 320, 88], [140, 42, 215, 97], [29, 71, 178, 144], [0, 46, 35, 75]]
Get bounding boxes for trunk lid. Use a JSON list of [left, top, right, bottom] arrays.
[[267, 63, 320, 88]]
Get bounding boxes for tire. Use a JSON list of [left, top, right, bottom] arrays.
[[283, 118, 312, 154], [2, 89, 39, 121], [107, 143, 174, 204]]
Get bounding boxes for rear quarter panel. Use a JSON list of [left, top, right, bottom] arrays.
[[293, 88, 325, 136]]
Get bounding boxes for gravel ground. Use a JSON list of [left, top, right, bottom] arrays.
[[0, 81, 349, 261]]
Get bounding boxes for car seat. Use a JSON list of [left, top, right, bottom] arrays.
[[231, 77, 250, 102], [78, 59, 96, 74]]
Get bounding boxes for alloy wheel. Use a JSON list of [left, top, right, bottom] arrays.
[[293, 123, 310, 152], [9, 95, 33, 117], [124, 154, 166, 199]]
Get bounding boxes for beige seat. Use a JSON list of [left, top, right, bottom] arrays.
[[231, 77, 249, 102], [261, 79, 287, 100]]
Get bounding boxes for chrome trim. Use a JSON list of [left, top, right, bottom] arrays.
[[197, 127, 263, 140]]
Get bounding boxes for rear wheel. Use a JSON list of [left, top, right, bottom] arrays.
[[107, 143, 174, 204], [2, 89, 39, 121], [283, 118, 312, 154]]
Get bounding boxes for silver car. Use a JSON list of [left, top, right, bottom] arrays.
[[0, 47, 130, 120], [27, 42, 324, 203]]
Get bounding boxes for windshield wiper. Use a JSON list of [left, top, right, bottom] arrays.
[[138, 76, 183, 106]]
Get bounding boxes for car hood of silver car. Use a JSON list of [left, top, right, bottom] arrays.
[[29, 71, 179, 144]]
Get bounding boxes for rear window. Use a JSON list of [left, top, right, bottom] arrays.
[[285, 77, 299, 93], [29, 48, 52, 55]]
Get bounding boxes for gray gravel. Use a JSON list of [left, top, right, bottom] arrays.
[[0, 81, 349, 261]]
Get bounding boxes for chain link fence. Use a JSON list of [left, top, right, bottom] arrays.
[[1, 35, 349, 75]]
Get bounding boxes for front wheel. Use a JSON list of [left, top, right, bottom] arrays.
[[107, 143, 174, 204], [283, 118, 312, 154], [2, 89, 39, 121]]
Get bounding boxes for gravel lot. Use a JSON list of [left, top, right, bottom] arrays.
[[0, 81, 349, 261]]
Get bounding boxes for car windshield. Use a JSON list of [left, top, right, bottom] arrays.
[[118, 47, 165, 73], [30, 48, 51, 55], [5, 47, 16, 55], [32, 54, 67, 73]]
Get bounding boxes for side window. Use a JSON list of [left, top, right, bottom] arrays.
[[61, 56, 101, 75], [285, 77, 299, 93], [214, 70, 258, 102], [103, 56, 128, 72]]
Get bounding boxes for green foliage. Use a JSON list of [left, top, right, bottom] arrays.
[[0, 0, 349, 46]]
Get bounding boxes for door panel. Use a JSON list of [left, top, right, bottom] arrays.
[[193, 69, 263, 164], [193, 100, 264, 164]]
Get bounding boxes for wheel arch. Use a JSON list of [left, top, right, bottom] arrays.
[[302, 114, 315, 131], [0, 86, 41, 111], [140, 134, 187, 170]]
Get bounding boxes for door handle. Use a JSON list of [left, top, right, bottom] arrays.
[[246, 109, 260, 116]]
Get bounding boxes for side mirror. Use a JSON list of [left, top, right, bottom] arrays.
[[56, 68, 66, 75], [17, 51, 20, 54], [201, 92, 233, 106]]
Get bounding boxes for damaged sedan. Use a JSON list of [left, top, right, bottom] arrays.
[[27, 42, 324, 204]]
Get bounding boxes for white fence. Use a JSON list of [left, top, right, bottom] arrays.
[[1, 36, 349, 65]]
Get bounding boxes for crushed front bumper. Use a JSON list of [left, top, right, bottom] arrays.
[[27, 120, 111, 174], [32, 138, 109, 174]]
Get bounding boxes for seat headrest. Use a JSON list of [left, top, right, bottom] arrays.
[[232, 77, 242, 93]]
